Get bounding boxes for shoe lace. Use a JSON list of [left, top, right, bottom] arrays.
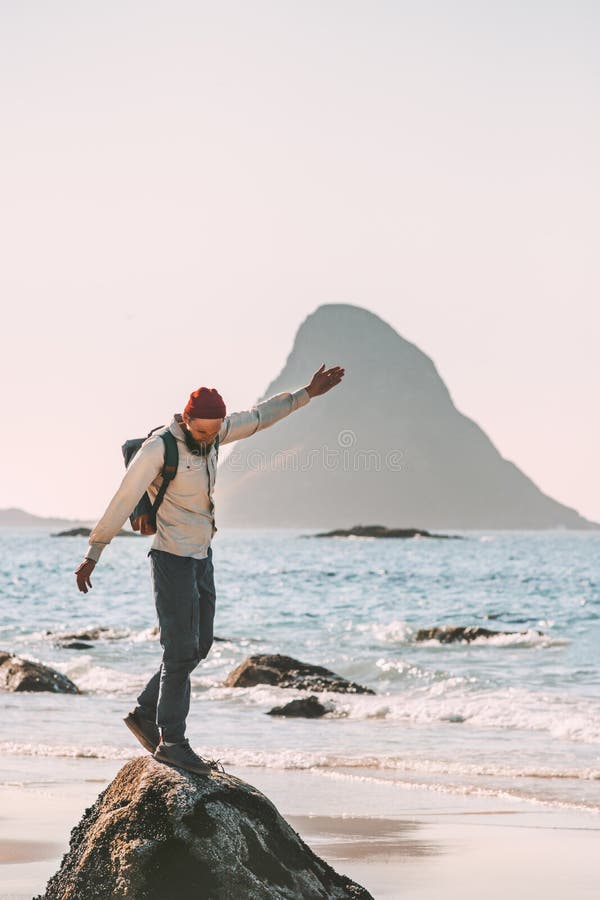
[[179, 741, 226, 772]]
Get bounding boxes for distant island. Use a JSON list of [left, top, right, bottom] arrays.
[[51, 527, 140, 538], [0, 508, 140, 537], [307, 525, 462, 539], [0, 507, 94, 529], [215, 303, 599, 530]]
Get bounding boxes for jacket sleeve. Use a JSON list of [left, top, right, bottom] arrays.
[[84, 436, 165, 563], [218, 387, 311, 446]]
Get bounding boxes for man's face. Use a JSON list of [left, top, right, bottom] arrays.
[[182, 415, 223, 452]]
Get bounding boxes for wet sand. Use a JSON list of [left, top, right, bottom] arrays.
[[0, 760, 598, 899], [288, 810, 600, 900]]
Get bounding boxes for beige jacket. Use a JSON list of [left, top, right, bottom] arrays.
[[85, 387, 311, 563]]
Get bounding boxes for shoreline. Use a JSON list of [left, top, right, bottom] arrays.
[[0, 759, 598, 899]]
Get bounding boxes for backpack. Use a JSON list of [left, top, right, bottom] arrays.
[[121, 426, 178, 533], [121, 425, 220, 534]]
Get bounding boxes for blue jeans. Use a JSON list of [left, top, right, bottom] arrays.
[[136, 547, 216, 742]]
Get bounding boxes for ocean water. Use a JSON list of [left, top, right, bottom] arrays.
[[0, 526, 599, 814]]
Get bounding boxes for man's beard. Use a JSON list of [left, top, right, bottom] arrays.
[[182, 425, 214, 456]]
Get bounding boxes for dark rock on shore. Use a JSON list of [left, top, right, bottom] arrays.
[[51, 527, 140, 537], [225, 655, 375, 695], [0, 651, 79, 693], [45, 626, 120, 642], [45, 626, 229, 645], [56, 641, 94, 650], [308, 524, 462, 539], [414, 625, 544, 643], [268, 695, 331, 718], [36, 756, 373, 900]]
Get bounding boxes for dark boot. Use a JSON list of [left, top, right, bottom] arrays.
[[153, 739, 225, 775], [123, 707, 160, 753]]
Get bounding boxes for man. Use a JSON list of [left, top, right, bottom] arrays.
[[75, 363, 344, 775]]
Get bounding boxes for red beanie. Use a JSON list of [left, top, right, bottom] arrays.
[[184, 387, 227, 420]]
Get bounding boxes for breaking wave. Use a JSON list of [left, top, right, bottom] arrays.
[[0, 743, 597, 812], [356, 619, 568, 648]]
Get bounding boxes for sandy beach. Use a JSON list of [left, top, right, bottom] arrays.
[[1, 756, 598, 900]]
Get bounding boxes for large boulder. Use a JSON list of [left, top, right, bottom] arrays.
[[414, 625, 544, 643], [224, 655, 375, 695], [0, 650, 79, 693], [36, 757, 373, 900]]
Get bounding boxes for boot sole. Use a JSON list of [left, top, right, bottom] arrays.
[[123, 714, 158, 754]]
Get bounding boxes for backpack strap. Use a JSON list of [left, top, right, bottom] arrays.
[[208, 434, 219, 496], [208, 433, 220, 532], [150, 430, 179, 519]]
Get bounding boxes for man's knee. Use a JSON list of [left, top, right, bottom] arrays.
[[162, 651, 200, 675]]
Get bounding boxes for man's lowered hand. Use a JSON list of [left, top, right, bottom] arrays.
[[75, 559, 96, 594]]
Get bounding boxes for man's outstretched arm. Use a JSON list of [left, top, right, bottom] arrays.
[[219, 364, 345, 446]]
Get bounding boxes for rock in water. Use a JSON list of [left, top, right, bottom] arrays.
[[55, 640, 95, 650], [267, 695, 330, 718], [310, 524, 460, 539], [51, 526, 94, 537], [414, 625, 544, 643], [225, 655, 375, 695], [51, 527, 140, 537], [36, 757, 373, 900], [44, 626, 119, 641], [0, 651, 79, 693]]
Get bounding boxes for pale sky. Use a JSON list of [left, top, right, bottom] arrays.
[[1, 1, 598, 522]]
